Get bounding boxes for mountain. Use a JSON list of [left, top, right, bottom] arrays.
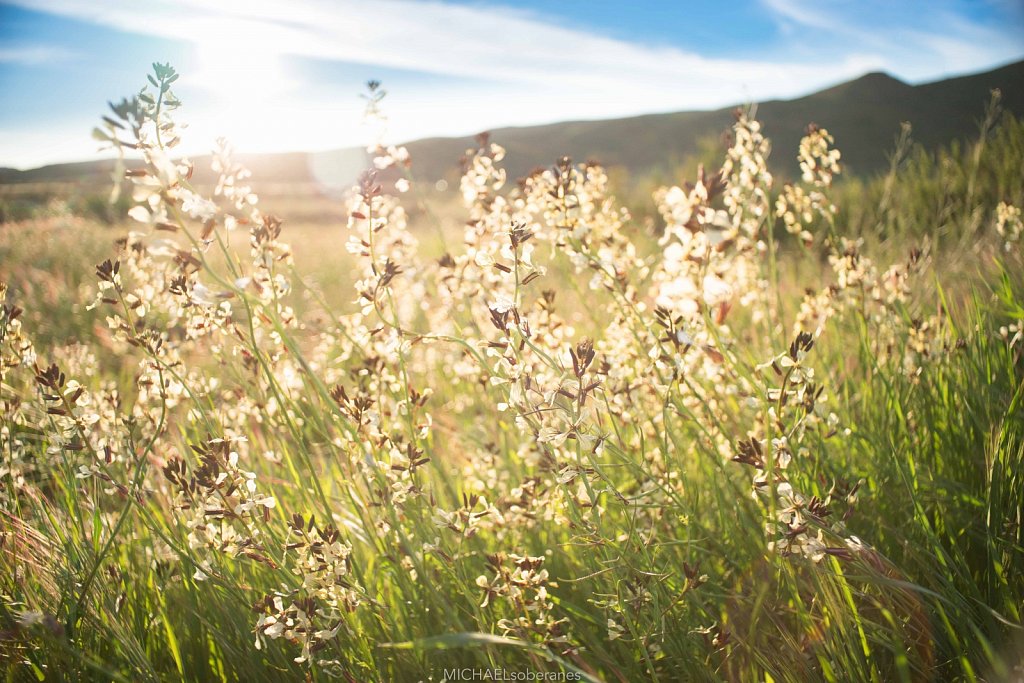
[[397, 59, 1023, 182], [2, 59, 1022, 188]]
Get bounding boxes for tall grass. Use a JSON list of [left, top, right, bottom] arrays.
[[1, 64, 1022, 682]]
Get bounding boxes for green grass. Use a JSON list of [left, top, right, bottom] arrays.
[[1, 65, 1022, 682]]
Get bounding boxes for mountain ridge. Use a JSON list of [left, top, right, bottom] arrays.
[[2, 59, 1022, 187]]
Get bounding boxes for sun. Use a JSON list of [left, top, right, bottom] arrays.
[[192, 38, 287, 104], [186, 38, 305, 151]]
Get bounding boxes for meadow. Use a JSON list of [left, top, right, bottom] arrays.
[[1, 63, 1022, 682]]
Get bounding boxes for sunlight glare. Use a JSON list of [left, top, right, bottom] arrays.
[[192, 37, 287, 104]]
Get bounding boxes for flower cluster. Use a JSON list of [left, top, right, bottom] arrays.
[[995, 201, 1022, 252], [775, 125, 841, 243], [476, 552, 574, 655], [254, 515, 364, 664], [163, 436, 277, 580], [735, 332, 860, 561]]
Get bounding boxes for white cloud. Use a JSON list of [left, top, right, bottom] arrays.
[[2, 0, 1021, 168], [7, 0, 892, 97], [0, 44, 77, 64], [759, 0, 1023, 79]]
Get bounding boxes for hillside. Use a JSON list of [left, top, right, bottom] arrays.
[[402, 59, 1023, 181], [2, 59, 1022, 188]]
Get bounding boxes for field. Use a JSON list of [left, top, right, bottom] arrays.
[[1, 64, 1023, 682]]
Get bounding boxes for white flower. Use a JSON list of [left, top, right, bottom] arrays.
[[538, 426, 569, 448], [489, 295, 515, 314], [190, 283, 216, 306], [702, 274, 733, 306], [147, 239, 178, 258], [127, 205, 151, 224], [148, 147, 179, 186], [607, 618, 625, 640], [180, 192, 218, 221], [675, 328, 694, 346]]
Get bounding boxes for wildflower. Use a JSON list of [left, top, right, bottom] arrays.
[[996, 201, 1022, 251], [607, 618, 626, 641], [798, 124, 841, 187]]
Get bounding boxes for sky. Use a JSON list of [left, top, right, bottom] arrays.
[[1, 0, 1023, 169]]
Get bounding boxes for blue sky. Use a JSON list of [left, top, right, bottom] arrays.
[[1, 0, 1022, 169]]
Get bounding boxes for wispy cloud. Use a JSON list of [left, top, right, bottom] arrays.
[[760, 0, 1023, 79], [1, 0, 1021, 168], [3, 0, 889, 101], [11, 0, 1022, 100], [0, 44, 76, 65]]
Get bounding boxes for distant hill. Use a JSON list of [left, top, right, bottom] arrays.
[[399, 59, 1023, 182], [2, 59, 1022, 188]]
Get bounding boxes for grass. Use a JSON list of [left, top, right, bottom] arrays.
[[1, 64, 1022, 682]]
